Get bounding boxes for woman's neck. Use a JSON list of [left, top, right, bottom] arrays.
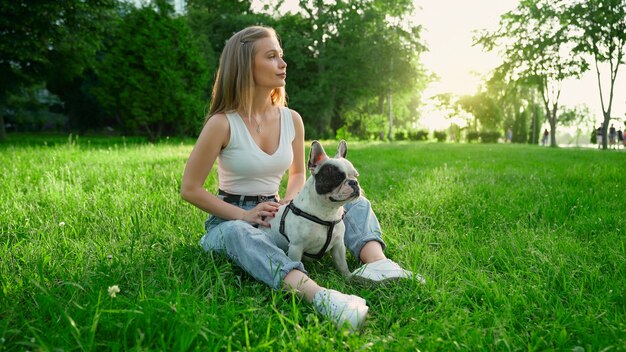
[[249, 92, 274, 117]]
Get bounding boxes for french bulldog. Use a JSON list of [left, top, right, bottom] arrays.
[[266, 140, 361, 276]]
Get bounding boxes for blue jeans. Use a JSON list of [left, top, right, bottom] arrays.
[[199, 196, 386, 289]]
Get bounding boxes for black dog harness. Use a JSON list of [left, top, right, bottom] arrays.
[[279, 201, 344, 260]]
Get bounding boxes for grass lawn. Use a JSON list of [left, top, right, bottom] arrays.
[[1, 135, 624, 351]]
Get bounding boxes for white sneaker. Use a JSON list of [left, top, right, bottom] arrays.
[[312, 289, 368, 331], [351, 259, 426, 284]]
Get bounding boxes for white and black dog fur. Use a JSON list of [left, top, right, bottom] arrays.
[[265, 140, 361, 276]]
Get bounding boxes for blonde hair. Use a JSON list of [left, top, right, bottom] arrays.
[[206, 26, 287, 121]]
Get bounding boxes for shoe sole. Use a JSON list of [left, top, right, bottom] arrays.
[[349, 274, 426, 286]]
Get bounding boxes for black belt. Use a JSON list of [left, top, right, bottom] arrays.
[[218, 189, 277, 204]]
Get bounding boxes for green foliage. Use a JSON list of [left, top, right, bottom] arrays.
[[92, 4, 209, 140], [337, 111, 387, 140], [433, 130, 447, 142], [2, 84, 65, 132], [394, 130, 407, 141], [512, 108, 529, 143], [186, 0, 260, 89], [408, 129, 429, 141], [476, 0, 588, 147], [334, 126, 356, 141], [0, 0, 116, 140], [566, 0, 626, 149], [0, 0, 115, 96], [558, 105, 592, 127], [479, 131, 501, 143], [1, 0, 429, 140], [483, 69, 542, 145], [466, 131, 480, 143], [270, 0, 427, 138], [2, 138, 625, 350], [458, 93, 503, 131]]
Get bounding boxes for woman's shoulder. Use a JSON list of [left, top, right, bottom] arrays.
[[206, 112, 229, 124], [286, 108, 303, 125], [286, 108, 304, 137], [200, 113, 230, 147], [204, 113, 232, 132]]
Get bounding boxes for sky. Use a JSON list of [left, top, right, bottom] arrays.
[[253, 0, 626, 130], [412, 0, 626, 130]]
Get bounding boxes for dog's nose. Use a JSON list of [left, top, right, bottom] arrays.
[[348, 180, 358, 187]]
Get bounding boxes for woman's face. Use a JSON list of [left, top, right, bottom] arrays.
[[253, 36, 287, 89]]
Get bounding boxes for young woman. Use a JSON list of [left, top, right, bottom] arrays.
[[181, 26, 420, 331]]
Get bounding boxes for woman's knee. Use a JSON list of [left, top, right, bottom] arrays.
[[346, 196, 371, 212]]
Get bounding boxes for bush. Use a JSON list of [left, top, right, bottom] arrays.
[[466, 131, 480, 143], [479, 131, 500, 143], [93, 4, 209, 141], [394, 130, 407, 141], [337, 112, 387, 140], [408, 129, 429, 141], [335, 126, 356, 141], [434, 130, 447, 142]]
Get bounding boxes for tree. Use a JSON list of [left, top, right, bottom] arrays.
[[184, 0, 427, 139], [567, 0, 626, 150], [281, 0, 426, 139], [92, 3, 209, 141], [0, 0, 115, 140], [476, 0, 587, 147], [186, 0, 261, 83], [457, 92, 503, 132]]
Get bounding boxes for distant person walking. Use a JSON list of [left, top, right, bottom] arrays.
[[618, 127, 624, 149], [542, 129, 549, 146], [506, 128, 512, 143], [596, 126, 603, 149], [609, 124, 616, 149]]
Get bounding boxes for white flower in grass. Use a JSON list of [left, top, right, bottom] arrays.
[[108, 285, 120, 298], [59, 222, 65, 227]]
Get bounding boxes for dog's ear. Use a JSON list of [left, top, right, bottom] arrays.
[[308, 140, 328, 174], [334, 139, 347, 159]]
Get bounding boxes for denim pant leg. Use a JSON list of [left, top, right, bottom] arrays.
[[200, 215, 306, 290], [343, 196, 386, 263]]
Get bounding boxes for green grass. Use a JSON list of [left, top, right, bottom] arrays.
[[1, 135, 625, 351]]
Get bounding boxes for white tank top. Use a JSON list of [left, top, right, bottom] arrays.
[[217, 107, 295, 196]]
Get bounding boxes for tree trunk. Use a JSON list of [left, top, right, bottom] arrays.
[[387, 90, 393, 142], [550, 109, 557, 147], [550, 102, 558, 147], [530, 89, 537, 144], [0, 107, 6, 141], [602, 111, 610, 150]]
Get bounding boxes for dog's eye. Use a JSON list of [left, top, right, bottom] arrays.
[[314, 164, 346, 194]]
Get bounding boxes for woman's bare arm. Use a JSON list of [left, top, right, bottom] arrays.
[[282, 109, 306, 203], [181, 114, 278, 225]]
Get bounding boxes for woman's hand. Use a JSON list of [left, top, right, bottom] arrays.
[[242, 201, 280, 227]]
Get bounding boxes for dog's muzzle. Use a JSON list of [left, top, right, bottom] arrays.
[[348, 180, 360, 196]]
